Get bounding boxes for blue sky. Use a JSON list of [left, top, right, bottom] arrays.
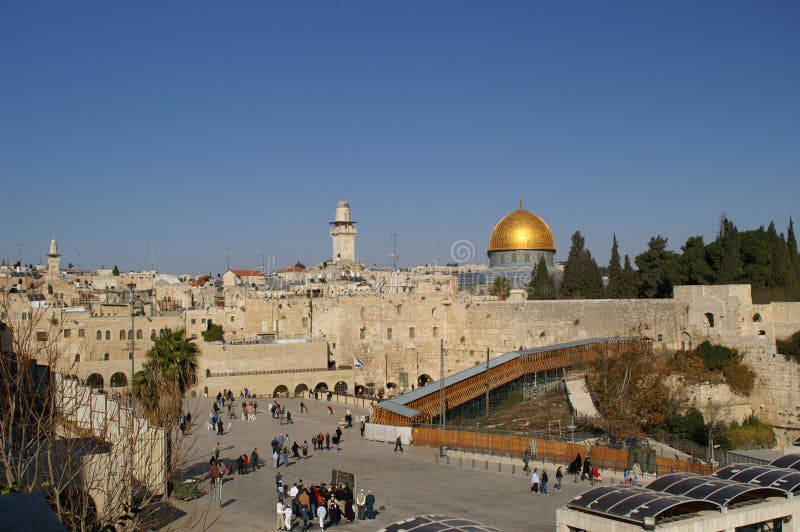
[[2, 1, 798, 274]]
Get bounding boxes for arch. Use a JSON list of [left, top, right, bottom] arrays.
[[681, 331, 693, 351], [386, 382, 398, 396], [136, 329, 143, 340], [103, 353, 109, 361], [753, 313, 762, 322], [119, 330, 126, 340], [86, 373, 104, 388], [273, 385, 289, 398], [354, 384, 367, 396], [334, 381, 348, 394], [110, 372, 127, 387], [314, 382, 329, 393], [703, 312, 715, 328], [418, 374, 433, 387], [105, 330, 111, 340], [294, 383, 309, 396], [96, 330, 102, 340]]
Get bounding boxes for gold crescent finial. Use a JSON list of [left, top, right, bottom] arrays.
[[519, 199, 523, 210]]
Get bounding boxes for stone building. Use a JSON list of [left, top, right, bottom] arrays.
[[329, 198, 357, 263]]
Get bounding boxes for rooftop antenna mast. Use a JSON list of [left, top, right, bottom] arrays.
[[388, 227, 399, 270], [16, 243, 23, 266], [224, 248, 232, 271]]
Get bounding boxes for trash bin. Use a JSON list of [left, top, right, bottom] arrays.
[[440, 445, 448, 457]]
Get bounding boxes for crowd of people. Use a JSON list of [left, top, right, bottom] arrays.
[[275, 473, 376, 530]]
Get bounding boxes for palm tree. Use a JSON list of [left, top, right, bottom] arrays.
[[134, 329, 198, 425]]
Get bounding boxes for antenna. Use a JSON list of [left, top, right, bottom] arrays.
[[150, 241, 155, 272], [16, 243, 23, 266], [224, 248, 232, 271], [387, 228, 399, 270]]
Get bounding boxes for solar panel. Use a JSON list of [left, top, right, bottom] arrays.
[[770, 453, 800, 471], [715, 464, 800, 493]]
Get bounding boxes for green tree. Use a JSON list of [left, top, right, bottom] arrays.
[[294, 261, 306, 269], [527, 256, 556, 300], [788, 216, 799, 284], [490, 276, 510, 301], [112, 265, 120, 276], [560, 231, 604, 299], [619, 255, 639, 298], [679, 236, 714, 285], [710, 217, 742, 284], [767, 221, 793, 287], [135, 328, 199, 425], [606, 234, 625, 298], [635, 236, 683, 298]]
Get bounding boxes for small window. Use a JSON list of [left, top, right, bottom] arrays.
[[759, 330, 766, 337], [127, 329, 133, 340], [657, 334, 664, 342], [119, 330, 126, 340], [78, 329, 85, 338], [190, 319, 196, 325], [387, 328, 392, 340], [64, 329, 71, 338], [105, 330, 111, 340], [136, 329, 142, 340], [230, 316, 235, 322], [97, 330, 102, 340], [150, 329, 155, 338], [359, 328, 365, 340], [36, 331, 48, 341], [128, 352, 133, 359], [103, 353, 109, 361], [202, 318, 206, 323], [753, 313, 762, 322], [704, 313, 715, 328], [432, 327, 438, 337], [409, 327, 415, 339], [302, 317, 309, 328]]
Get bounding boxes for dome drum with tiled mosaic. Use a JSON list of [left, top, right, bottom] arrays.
[[487, 205, 557, 270]]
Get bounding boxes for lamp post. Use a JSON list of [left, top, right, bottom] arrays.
[[128, 283, 136, 404]]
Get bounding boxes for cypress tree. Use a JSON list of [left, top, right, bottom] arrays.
[[620, 255, 638, 298], [528, 256, 556, 300], [561, 231, 604, 299], [767, 221, 792, 287], [714, 217, 742, 284], [788, 217, 800, 284], [607, 234, 624, 298]]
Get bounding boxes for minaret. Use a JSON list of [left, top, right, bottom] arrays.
[[47, 239, 61, 278], [329, 198, 357, 263]]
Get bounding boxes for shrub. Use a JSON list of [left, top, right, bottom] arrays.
[[498, 389, 524, 410], [721, 361, 756, 396], [696, 341, 739, 370], [720, 414, 776, 450], [201, 323, 224, 342], [777, 330, 800, 363]]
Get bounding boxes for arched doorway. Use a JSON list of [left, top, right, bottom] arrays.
[[294, 383, 309, 397], [110, 372, 127, 388], [386, 382, 398, 397], [273, 385, 289, 398], [314, 382, 329, 394], [681, 332, 692, 351], [355, 384, 366, 396], [334, 381, 348, 394], [418, 374, 433, 387], [86, 373, 104, 388], [704, 313, 715, 328]]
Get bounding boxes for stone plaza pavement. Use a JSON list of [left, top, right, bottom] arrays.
[[168, 397, 599, 531]]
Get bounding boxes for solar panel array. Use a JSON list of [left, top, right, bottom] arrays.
[[715, 464, 800, 494], [647, 473, 785, 507]]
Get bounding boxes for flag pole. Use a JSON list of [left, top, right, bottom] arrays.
[[352, 357, 356, 406]]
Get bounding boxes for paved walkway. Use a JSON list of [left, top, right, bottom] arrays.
[[564, 378, 598, 418], [167, 397, 599, 531]]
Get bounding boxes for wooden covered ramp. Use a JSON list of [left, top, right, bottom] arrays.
[[371, 337, 648, 426]]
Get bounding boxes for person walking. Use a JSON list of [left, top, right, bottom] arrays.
[[540, 469, 549, 495], [276, 499, 286, 531], [273, 449, 280, 468], [394, 435, 403, 452], [356, 488, 366, 520], [530, 468, 540, 493], [283, 446, 289, 467], [325, 433, 331, 450], [251, 448, 260, 471], [555, 466, 564, 492]]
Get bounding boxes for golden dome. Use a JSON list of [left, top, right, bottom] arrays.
[[488, 205, 556, 252]]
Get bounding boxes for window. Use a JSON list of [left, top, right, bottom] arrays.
[[190, 319, 196, 325], [432, 327, 438, 337], [657, 334, 664, 342], [302, 317, 309, 328], [96, 330, 102, 340], [74, 354, 80, 363], [753, 313, 762, 322], [21, 312, 28, 321], [387, 328, 392, 340], [150, 329, 155, 338], [230, 316, 235, 322], [409, 327, 415, 339], [359, 328, 365, 340], [127, 329, 133, 340], [136, 329, 142, 340], [119, 330, 126, 340], [36, 331, 48, 341], [103, 353, 109, 361], [64, 329, 71, 338], [202, 318, 206, 323], [704, 313, 715, 328], [105, 330, 111, 340], [78, 329, 85, 338]]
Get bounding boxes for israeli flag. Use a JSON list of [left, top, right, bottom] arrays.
[[354, 357, 365, 369]]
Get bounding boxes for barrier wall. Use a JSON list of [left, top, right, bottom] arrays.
[[364, 423, 412, 445]]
